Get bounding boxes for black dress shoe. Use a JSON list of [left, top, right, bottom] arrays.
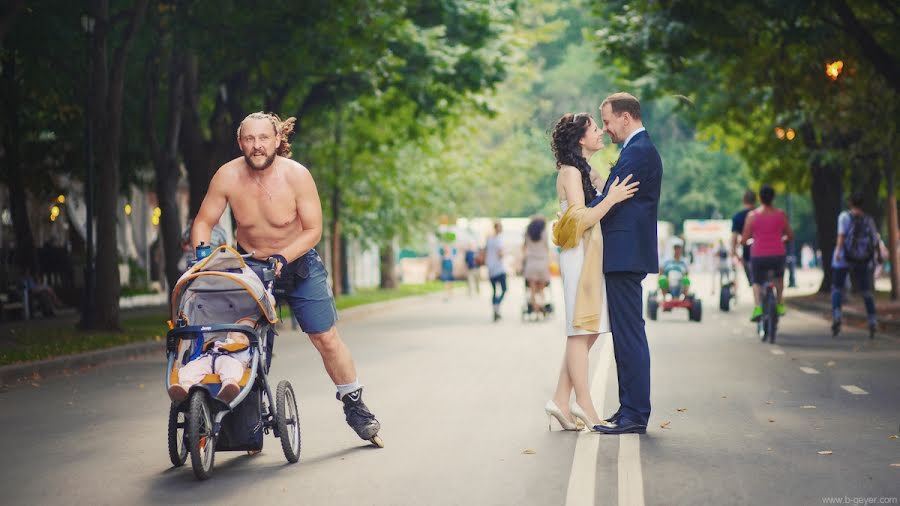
[[603, 411, 621, 424], [592, 415, 647, 435]]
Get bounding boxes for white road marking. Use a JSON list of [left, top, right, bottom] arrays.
[[618, 434, 645, 506], [770, 348, 785, 355], [565, 338, 614, 506], [841, 385, 869, 395], [799, 367, 820, 375]]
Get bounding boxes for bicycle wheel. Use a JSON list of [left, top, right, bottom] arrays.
[[188, 390, 216, 480], [765, 288, 777, 343]]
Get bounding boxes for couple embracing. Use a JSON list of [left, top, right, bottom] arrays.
[[545, 92, 662, 435]]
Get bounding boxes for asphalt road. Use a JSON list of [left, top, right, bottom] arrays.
[[1, 272, 897, 506]]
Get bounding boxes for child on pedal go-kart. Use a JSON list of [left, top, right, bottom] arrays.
[[659, 243, 691, 300]]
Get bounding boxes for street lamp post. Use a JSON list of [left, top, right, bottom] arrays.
[[81, 13, 95, 328], [775, 126, 798, 287]]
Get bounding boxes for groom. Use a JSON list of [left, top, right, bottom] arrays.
[[589, 92, 662, 434]]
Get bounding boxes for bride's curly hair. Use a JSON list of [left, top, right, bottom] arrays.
[[550, 112, 597, 204], [237, 111, 298, 158]]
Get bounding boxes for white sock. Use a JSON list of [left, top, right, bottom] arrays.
[[336, 379, 361, 399]]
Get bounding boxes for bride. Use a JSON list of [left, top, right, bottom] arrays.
[[545, 112, 639, 430]]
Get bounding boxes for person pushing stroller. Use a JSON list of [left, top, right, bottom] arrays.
[[190, 111, 381, 445]]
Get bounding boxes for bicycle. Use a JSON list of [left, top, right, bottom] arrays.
[[756, 269, 778, 343]]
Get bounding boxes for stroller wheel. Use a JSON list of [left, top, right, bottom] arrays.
[[276, 380, 301, 463], [188, 390, 216, 480], [167, 403, 188, 467]]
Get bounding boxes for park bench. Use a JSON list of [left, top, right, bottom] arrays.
[[0, 284, 29, 321]]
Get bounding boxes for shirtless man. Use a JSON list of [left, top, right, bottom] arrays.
[[191, 111, 381, 445]]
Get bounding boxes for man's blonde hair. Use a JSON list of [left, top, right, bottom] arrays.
[[237, 111, 297, 157]]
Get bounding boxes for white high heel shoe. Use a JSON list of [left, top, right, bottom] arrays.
[[545, 400, 580, 431], [570, 403, 600, 431]]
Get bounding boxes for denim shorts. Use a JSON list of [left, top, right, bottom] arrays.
[[274, 249, 338, 334]]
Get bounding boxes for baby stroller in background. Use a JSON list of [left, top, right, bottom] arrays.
[[165, 245, 300, 480], [520, 260, 554, 322]]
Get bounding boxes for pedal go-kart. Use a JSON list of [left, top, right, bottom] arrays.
[[719, 272, 736, 312], [647, 271, 702, 322]]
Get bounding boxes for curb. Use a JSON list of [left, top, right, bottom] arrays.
[[0, 339, 164, 387], [0, 291, 444, 388]]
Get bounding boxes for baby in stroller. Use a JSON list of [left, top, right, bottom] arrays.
[[168, 316, 257, 403]]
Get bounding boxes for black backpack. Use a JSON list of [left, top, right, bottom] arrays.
[[843, 214, 876, 264]]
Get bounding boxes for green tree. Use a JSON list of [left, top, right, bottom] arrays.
[[593, 0, 900, 292]]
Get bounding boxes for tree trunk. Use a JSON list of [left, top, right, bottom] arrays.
[[180, 64, 247, 218], [810, 162, 844, 293], [146, 37, 185, 299], [886, 153, 899, 301], [1, 51, 36, 273], [330, 189, 342, 300], [179, 50, 210, 220], [379, 242, 397, 289], [89, 0, 149, 330], [329, 110, 343, 298]]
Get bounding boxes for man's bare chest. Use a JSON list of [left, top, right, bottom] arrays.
[[230, 190, 299, 230]]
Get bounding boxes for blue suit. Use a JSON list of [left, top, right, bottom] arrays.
[[589, 129, 662, 425]]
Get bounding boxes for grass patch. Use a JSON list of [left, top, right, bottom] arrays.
[[277, 281, 451, 319], [1, 282, 449, 366], [0, 311, 169, 366]]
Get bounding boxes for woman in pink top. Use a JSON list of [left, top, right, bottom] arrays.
[[741, 185, 794, 322]]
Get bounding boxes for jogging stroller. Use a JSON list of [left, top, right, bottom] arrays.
[[165, 245, 300, 480]]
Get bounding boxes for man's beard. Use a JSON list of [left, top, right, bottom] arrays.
[[244, 151, 276, 171]]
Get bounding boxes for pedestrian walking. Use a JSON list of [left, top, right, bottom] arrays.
[[485, 221, 507, 321], [830, 191, 883, 338]]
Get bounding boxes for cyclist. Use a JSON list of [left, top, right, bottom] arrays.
[[731, 189, 757, 302], [741, 185, 794, 321]]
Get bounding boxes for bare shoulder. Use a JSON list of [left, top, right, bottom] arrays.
[[210, 157, 244, 189], [280, 157, 314, 184], [558, 164, 581, 182]]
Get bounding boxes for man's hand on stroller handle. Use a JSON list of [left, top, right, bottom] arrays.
[[268, 254, 287, 278]]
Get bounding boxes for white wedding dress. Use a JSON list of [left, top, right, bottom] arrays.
[[558, 199, 611, 336]]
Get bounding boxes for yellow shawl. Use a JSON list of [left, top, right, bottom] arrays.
[[552, 203, 604, 333]]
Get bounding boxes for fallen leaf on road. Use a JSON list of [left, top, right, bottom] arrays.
[[889, 435, 898, 440], [767, 448, 774, 452], [891, 463, 900, 467], [766, 400, 774, 405], [721, 395, 728, 399], [768, 418, 775, 423], [801, 405, 817, 409], [676, 408, 687, 412], [660, 421, 671, 429], [522, 449, 536, 455], [780, 390, 791, 394], [817, 450, 833, 455], [138, 384, 144, 389], [826, 361, 836, 367]]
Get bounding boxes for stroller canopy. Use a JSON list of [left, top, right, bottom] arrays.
[[170, 245, 279, 326]]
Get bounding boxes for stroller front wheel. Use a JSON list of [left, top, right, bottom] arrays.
[[167, 403, 188, 467], [188, 390, 216, 480], [276, 380, 301, 463]]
